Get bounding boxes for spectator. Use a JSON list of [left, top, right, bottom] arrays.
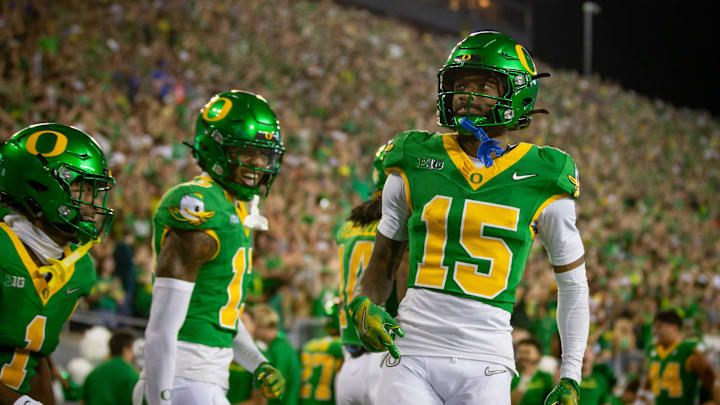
[[83, 329, 139, 405], [250, 304, 301, 405]]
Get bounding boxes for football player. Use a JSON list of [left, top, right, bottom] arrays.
[[334, 144, 408, 405], [0, 123, 115, 405], [638, 310, 716, 405], [299, 298, 344, 405], [350, 31, 589, 405], [135, 90, 286, 405]]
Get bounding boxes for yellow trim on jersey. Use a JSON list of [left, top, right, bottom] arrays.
[[384, 167, 413, 213], [202, 229, 221, 261], [222, 188, 250, 237], [0, 223, 77, 306], [656, 342, 681, 360], [442, 136, 533, 191], [529, 193, 572, 239]]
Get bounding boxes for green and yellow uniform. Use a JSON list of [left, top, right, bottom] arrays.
[[383, 131, 578, 311], [263, 336, 301, 405], [511, 369, 554, 405], [299, 336, 343, 405], [0, 223, 96, 394], [83, 356, 139, 405], [336, 219, 399, 347], [647, 341, 704, 405], [227, 362, 253, 403], [578, 364, 615, 405], [152, 175, 253, 347]]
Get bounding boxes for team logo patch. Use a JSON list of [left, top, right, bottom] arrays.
[[382, 352, 400, 368], [3, 275, 25, 288], [168, 193, 215, 226], [417, 157, 444, 170]]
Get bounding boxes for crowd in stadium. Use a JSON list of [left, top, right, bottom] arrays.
[[2, 0, 719, 404]]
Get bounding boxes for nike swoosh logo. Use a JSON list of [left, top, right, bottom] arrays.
[[484, 366, 507, 376], [360, 307, 370, 335], [66, 287, 81, 295], [512, 172, 537, 180]]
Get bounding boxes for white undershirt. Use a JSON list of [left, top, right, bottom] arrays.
[[378, 162, 586, 375]]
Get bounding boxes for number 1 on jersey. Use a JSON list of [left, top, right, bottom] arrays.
[[219, 247, 248, 329], [0, 315, 46, 389]]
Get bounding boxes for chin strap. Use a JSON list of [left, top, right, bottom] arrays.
[[459, 117, 503, 167], [40, 237, 100, 289]]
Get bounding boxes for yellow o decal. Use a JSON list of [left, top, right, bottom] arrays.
[[461, 54, 472, 61], [515, 44, 537, 75], [202, 97, 233, 122], [25, 130, 68, 157]]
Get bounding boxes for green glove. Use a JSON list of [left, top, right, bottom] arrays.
[[253, 362, 285, 399], [544, 378, 579, 405], [348, 296, 405, 359]]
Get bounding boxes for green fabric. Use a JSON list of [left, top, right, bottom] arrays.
[[335, 219, 400, 346], [227, 361, 254, 403], [383, 132, 577, 313], [264, 337, 301, 405], [83, 357, 139, 405], [153, 176, 253, 348], [335, 219, 378, 346], [511, 369, 554, 405], [647, 341, 702, 405], [579, 366, 614, 405], [0, 222, 96, 394], [300, 336, 344, 405]]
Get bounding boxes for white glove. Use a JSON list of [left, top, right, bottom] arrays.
[[14, 395, 44, 405]]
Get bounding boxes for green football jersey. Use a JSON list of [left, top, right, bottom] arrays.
[[383, 131, 578, 312], [579, 365, 614, 405], [335, 219, 400, 346], [511, 369, 554, 405], [0, 222, 96, 394], [300, 336, 344, 405], [153, 175, 253, 348], [647, 341, 703, 405]]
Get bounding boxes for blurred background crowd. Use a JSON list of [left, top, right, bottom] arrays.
[[2, 0, 719, 403]]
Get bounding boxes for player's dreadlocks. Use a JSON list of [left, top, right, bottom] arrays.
[[347, 193, 382, 227]]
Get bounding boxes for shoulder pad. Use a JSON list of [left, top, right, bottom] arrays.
[[382, 131, 434, 172], [538, 146, 580, 199], [158, 181, 225, 230]]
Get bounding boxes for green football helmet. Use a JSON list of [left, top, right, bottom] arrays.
[[193, 90, 284, 201], [371, 142, 390, 194], [0, 123, 115, 243], [437, 31, 547, 132]]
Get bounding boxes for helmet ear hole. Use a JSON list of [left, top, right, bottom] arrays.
[[28, 180, 49, 193]]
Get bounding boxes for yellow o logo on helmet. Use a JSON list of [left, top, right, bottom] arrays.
[[25, 130, 68, 157], [202, 97, 233, 122], [515, 44, 537, 75]]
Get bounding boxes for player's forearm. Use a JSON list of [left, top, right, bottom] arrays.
[[555, 262, 589, 383], [27, 356, 55, 405], [354, 232, 406, 304], [233, 321, 268, 372], [143, 277, 194, 405]]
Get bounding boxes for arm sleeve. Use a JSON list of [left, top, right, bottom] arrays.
[[232, 320, 268, 372], [377, 173, 410, 241], [142, 277, 194, 405], [537, 198, 589, 383], [536, 198, 584, 266]]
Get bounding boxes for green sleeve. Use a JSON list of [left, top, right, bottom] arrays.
[[382, 131, 417, 173], [537, 146, 580, 199], [155, 184, 224, 231]]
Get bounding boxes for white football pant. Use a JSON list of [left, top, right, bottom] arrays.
[[335, 351, 384, 405], [376, 355, 512, 405], [132, 377, 230, 405]]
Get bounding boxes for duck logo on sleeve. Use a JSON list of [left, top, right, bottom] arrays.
[[168, 193, 215, 226]]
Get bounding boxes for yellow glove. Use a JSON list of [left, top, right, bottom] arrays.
[[348, 296, 404, 359], [253, 362, 285, 399]]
